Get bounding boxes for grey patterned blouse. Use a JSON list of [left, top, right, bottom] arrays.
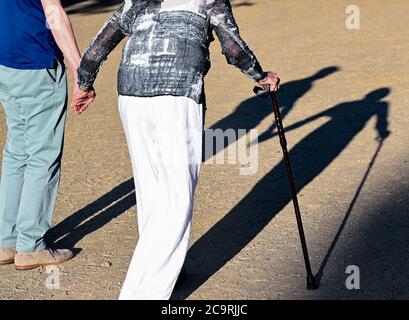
[[77, 0, 265, 104]]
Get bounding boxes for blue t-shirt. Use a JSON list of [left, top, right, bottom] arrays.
[[0, 0, 62, 70]]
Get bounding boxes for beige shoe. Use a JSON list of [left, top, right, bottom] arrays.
[[15, 248, 74, 270], [0, 247, 16, 265]]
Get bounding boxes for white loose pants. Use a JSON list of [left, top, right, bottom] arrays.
[[118, 95, 204, 300]]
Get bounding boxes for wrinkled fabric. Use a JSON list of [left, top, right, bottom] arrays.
[[117, 95, 203, 299], [78, 0, 264, 104], [0, 62, 67, 253]]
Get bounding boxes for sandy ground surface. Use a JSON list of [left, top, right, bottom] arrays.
[[0, 0, 409, 300]]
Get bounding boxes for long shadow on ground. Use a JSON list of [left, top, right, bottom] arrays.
[[45, 179, 135, 248], [45, 67, 337, 250], [44, 69, 393, 300], [45, 67, 337, 248], [204, 67, 339, 161], [172, 87, 391, 299]]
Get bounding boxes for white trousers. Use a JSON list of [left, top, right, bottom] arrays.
[[118, 95, 204, 300]]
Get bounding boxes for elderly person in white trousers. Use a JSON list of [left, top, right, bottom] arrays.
[[73, 0, 279, 299]]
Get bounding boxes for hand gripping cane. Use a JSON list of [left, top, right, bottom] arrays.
[[254, 84, 318, 290]]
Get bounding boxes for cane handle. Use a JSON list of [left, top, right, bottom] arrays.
[[253, 84, 271, 97]]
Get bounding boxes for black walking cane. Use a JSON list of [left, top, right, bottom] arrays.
[[254, 84, 318, 290]]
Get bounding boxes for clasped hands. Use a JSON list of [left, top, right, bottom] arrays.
[[71, 81, 96, 115]]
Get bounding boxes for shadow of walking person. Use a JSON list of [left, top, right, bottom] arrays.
[[44, 178, 136, 249], [172, 88, 390, 299], [44, 68, 339, 251], [206, 66, 340, 161]]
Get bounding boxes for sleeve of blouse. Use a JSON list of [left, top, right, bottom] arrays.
[[77, 2, 127, 90], [209, 0, 265, 81]]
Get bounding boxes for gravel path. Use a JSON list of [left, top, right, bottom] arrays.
[[0, 0, 408, 299]]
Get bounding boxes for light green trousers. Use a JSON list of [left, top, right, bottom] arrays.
[[0, 62, 67, 253]]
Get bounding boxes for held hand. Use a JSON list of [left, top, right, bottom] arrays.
[[257, 71, 280, 92], [71, 84, 96, 115], [71, 81, 82, 114]]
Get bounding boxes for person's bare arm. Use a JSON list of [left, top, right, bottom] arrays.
[[41, 0, 80, 73], [40, 0, 95, 113]]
